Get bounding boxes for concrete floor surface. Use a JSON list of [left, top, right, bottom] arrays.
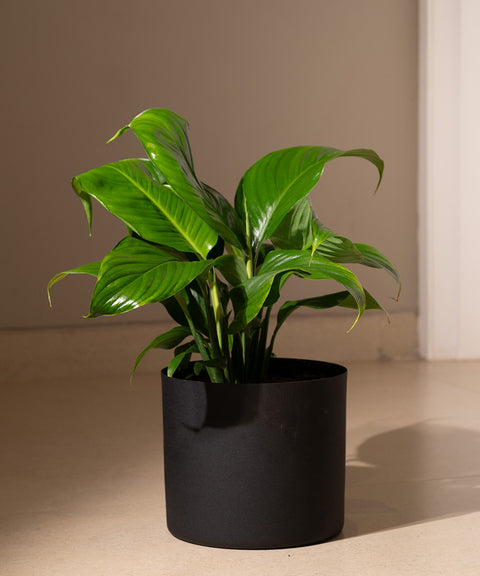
[[1, 361, 479, 575]]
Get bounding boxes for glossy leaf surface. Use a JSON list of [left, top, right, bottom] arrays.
[[230, 249, 366, 332], [121, 109, 244, 249], [52, 107, 398, 383], [271, 196, 334, 255], [276, 289, 385, 333], [238, 146, 383, 252], [270, 197, 314, 250], [88, 236, 213, 317], [355, 243, 401, 295], [267, 289, 386, 358], [316, 235, 364, 263], [74, 159, 217, 258]]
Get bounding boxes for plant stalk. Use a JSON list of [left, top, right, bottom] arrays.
[[257, 306, 272, 381], [175, 292, 223, 383], [209, 271, 224, 353], [243, 192, 254, 279]]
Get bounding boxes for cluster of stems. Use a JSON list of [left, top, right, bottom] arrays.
[[174, 252, 274, 384]]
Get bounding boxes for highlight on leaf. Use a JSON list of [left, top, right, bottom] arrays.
[[48, 107, 400, 384]]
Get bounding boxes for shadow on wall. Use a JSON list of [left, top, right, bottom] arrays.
[[340, 422, 480, 538]]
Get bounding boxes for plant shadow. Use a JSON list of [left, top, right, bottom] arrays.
[[338, 422, 480, 539]]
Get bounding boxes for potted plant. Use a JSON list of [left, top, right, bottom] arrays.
[[48, 108, 399, 549]]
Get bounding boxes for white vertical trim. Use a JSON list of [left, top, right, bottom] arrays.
[[419, 0, 480, 359], [458, 0, 480, 358], [418, 0, 460, 359]]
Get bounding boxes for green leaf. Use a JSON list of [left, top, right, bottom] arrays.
[[237, 146, 383, 253], [355, 243, 401, 296], [121, 109, 245, 249], [161, 296, 189, 327], [270, 195, 368, 265], [194, 356, 228, 377], [278, 289, 385, 332], [271, 197, 335, 258], [168, 342, 198, 377], [88, 236, 213, 317], [47, 261, 101, 306], [72, 177, 93, 234], [162, 289, 210, 336], [201, 183, 246, 250], [214, 255, 248, 286], [269, 289, 386, 353], [185, 285, 210, 335], [317, 235, 364, 263], [270, 197, 377, 266], [131, 326, 191, 381], [270, 197, 313, 250], [230, 249, 366, 333], [310, 210, 332, 255], [74, 158, 217, 258]]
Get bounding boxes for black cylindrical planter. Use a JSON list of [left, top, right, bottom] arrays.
[[161, 358, 347, 549]]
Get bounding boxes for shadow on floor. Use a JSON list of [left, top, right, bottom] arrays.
[[340, 421, 480, 538], [3, 375, 479, 546]]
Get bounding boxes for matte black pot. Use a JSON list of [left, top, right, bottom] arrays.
[[161, 358, 347, 549]]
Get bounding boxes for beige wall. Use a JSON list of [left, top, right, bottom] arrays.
[[2, 0, 417, 332]]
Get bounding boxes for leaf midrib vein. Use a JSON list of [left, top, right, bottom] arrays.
[[110, 163, 206, 257]]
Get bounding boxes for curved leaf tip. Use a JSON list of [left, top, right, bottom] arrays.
[[47, 261, 101, 308], [107, 124, 130, 144], [71, 177, 93, 235]]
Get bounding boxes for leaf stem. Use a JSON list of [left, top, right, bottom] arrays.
[[258, 306, 272, 381], [203, 273, 232, 383], [175, 292, 223, 383], [242, 190, 254, 279], [210, 271, 224, 352]]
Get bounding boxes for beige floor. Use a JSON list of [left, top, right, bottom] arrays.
[[1, 360, 479, 575]]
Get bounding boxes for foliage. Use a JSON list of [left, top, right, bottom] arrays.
[[48, 109, 400, 383]]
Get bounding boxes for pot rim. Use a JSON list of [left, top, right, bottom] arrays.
[[162, 357, 347, 385]]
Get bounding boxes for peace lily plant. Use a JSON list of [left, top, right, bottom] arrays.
[[48, 108, 400, 384]]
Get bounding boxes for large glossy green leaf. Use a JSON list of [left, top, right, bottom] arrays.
[[112, 109, 245, 249], [47, 261, 101, 306], [88, 236, 213, 317], [237, 146, 383, 253], [230, 249, 366, 333], [74, 158, 217, 258], [355, 243, 401, 296]]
